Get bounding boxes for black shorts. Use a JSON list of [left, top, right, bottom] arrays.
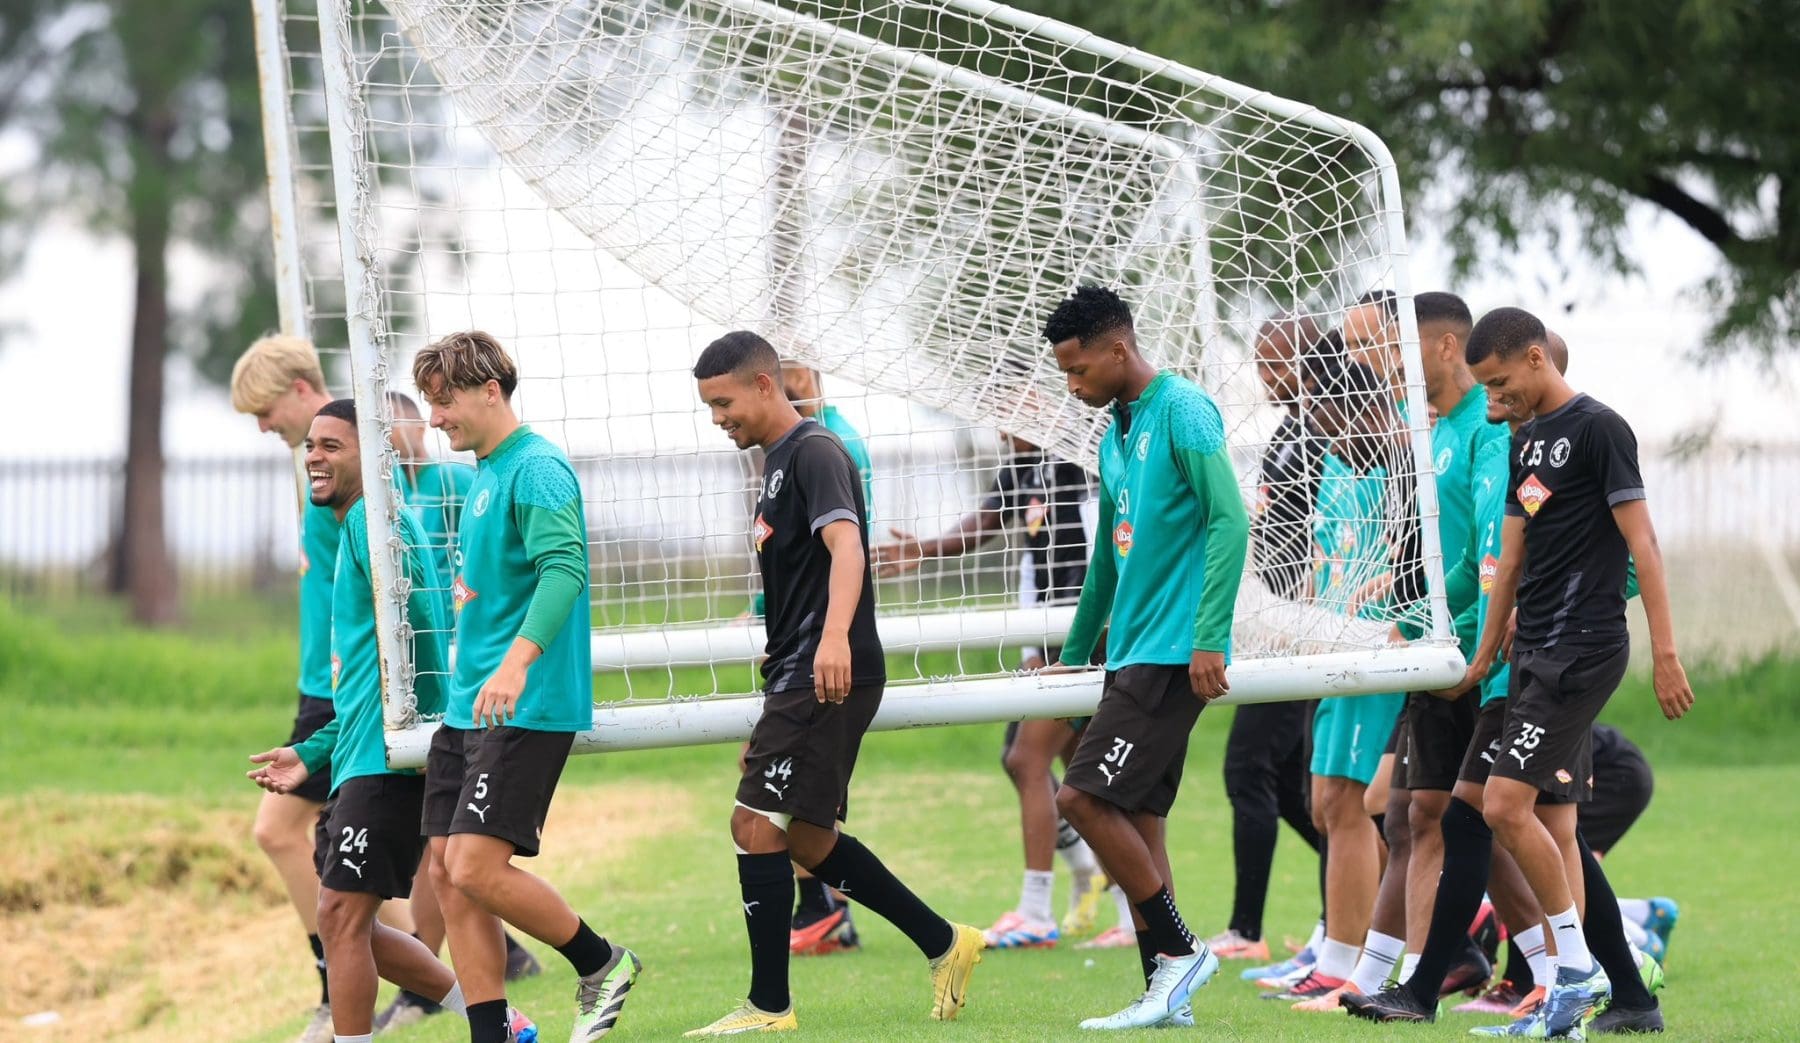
[[1062, 664, 1204, 817], [737, 685, 883, 830], [1581, 747, 1654, 853], [1403, 689, 1479, 791], [1490, 644, 1630, 802], [1457, 698, 1509, 786], [286, 693, 336, 803], [422, 725, 573, 857], [313, 774, 428, 899]]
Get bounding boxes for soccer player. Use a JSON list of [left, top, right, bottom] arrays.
[[873, 432, 1108, 949], [246, 399, 537, 1043], [1046, 285, 1249, 1030], [782, 364, 873, 519], [1209, 314, 1328, 964], [412, 331, 641, 1043], [688, 331, 984, 1036], [1353, 307, 1695, 1036], [230, 334, 342, 1043], [1340, 289, 1404, 388], [1268, 358, 1407, 1006]]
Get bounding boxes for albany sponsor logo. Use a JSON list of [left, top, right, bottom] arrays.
[[1516, 473, 1553, 517], [1024, 496, 1047, 537], [452, 575, 477, 612], [1555, 768, 1573, 785], [1112, 519, 1134, 557], [1479, 554, 1499, 593], [752, 513, 773, 552]]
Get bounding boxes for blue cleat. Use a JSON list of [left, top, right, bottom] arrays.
[[1543, 962, 1611, 1039], [1641, 899, 1678, 963], [1242, 947, 1314, 984]]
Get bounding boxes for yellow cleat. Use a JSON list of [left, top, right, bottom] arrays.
[[1061, 872, 1110, 937], [683, 1001, 798, 1036], [928, 923, 985, 1020]]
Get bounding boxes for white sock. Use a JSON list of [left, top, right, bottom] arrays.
[[438, 981, 468, 1017], [1515, 924, 1550, 988], [1399, 952, 1420, 983], [1317, 937, 1360, 980], [1109, 884, 1135, 933], [1349, 931, 1405, 994], [1303, 919, 1326, 955], [1620, 912, 1650, 949], [1056, 822, 1101, 876], [1019, 869, 1055, 923], [1548, 905, 1594, 974], [1617, 898, 1651, 925], [334, 1036, 373, 1043]]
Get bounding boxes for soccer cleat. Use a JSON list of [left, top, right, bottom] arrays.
[[1590, 1002, 1664, 1035], [1292, 983, 1358, 1012], [1243, 946, 1315, 984], [1541, 962, 1611, 1039], [1077, 925, 1137, 950], [570, 944, 642, 1041], [1078, 945, 1219, 1030], [1470, 1004, 1551, 1037], [296, 1005, 334, 1043], [1471, 900, 1505, 967], [374, 991, 442, 1034], [507, 935, 545, 981], [1453, 979, 1529, 1016], [1203, 928, 1271, 962], [928, 923, 984, 1020], [683, 1002, 798, 1036], [507, 1006, 540, 1043], [1343, 984, 1438, 1023], [1635, 947, 1665, 995], [983, 911, 1060, 949], [1509, 986, 1548, 1019], [1262, 969, 1345, 1002], [1063, 872, 1110, 937], [1156, 1005, 1195, 1028], [1443, 944, 1496, 996], [1641, 899, 1678, 958], [789, 906, 859, 956]]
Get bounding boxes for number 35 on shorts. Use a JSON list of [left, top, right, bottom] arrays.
[[1507, 722, 1546, 767]]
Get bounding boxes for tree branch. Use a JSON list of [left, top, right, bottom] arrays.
[[1631, 172, 1742, 250]]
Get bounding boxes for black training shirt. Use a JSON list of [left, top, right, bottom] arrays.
[[1506, 394, 1645, 651], [980, 450, 1090, 605], [754, 419, 886, 693]]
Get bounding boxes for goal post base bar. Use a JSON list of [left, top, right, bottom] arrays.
[[385, 643, 1464, 768]]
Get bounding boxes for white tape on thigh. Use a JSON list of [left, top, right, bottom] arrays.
[[735, 801, 792, 834]]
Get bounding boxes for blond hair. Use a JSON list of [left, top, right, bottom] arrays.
[[413, 330, 519, 399], [231, 334, 326, 414]]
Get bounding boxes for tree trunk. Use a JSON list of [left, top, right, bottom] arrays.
[[118, 103, 180, 627]]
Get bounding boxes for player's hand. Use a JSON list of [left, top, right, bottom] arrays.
[[814, 631, 853, 703], [1652, 651, 1695, 720], [871, 528, 924, 578], [1501, 609, 1518, 660], [1020, 652, 1048, 672], [246, 747, 311, 794], [1432, 658, 1486, 700], [473, 659, 528, 728], [1348, 573, 1393, 616], [1189, 650, 1229, 702]]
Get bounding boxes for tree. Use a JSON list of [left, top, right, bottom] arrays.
[[1017, 0, 1800, 354]]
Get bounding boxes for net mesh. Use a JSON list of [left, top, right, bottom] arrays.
[[281, 0, 1443, 720]]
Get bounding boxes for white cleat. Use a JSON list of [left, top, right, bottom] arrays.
[[1079, 946, 1219, 1030]]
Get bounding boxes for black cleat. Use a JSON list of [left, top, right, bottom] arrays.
[[504, 933, 543, 981], [1443, 942, 1496, 996], [1343, 984, 1439, 1023], [1592, 1002, 1665, 1034]]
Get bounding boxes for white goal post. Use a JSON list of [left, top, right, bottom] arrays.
[[269, 0, 1462, 768]]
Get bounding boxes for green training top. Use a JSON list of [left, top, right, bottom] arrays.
[[298, 501, 341, 698], [293, 497, 450, 789], [1468, 430, 1512, 704], [447, 425, 594, 732], [1062, 371, 1249, 668], [1403, 384, 1507, 649], [1313, 452, 1395, 621], [402, 459, 475, 582]]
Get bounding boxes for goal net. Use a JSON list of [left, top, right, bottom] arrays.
[[267, 0, 1461, 764]]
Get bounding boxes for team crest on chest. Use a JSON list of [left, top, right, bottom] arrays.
[[1516, 473, 1553, 517], [766, 469, 784, 498], [1134, 432, 1150, 461], [471, 489, 491, 517], [1549, 437, 1571, 468], [1435, 446, 1454, 475]]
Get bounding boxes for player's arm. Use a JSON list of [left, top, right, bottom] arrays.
[[1613, 501, 1693, 719], [1175, 440, 1250, 699], [1057, 468, 1117, 668], [249, 718, 333, 793], [815, 519, 865, 704], [872, 495, 1006, 577], [472, 468, 586, 728]]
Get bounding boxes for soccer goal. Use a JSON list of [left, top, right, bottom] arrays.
[[260, 0, 1463, 768]]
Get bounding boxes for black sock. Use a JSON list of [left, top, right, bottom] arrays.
[[1406, 797, 1492, 1005], [1507, 936, 1535, 992], [307, 932, 328, 1004], [468, 999, 510, 1043], [555, 919, 614, 978], [1228, 807, 1278, 940], [1134, 928, 1159, 987], [806, 834, 954, 958], [1133, 887, 1196, 959], [740, 852, 796, 1013], [1577, 833, 1657, 1011], [795, 874, 835, 916]]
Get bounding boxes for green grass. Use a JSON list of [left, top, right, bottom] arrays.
[[6, 596, 1800, 1040]]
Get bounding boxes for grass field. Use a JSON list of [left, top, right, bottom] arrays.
[[4, 596, 1798, 1041]]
